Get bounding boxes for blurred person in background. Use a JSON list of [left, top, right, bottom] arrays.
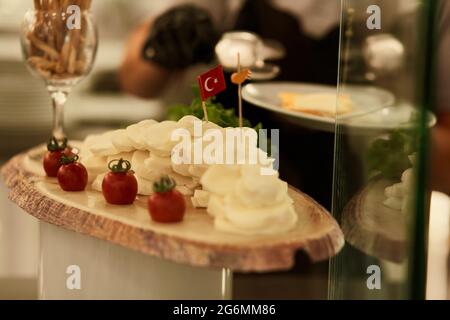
[[119, 0, 341, 105]]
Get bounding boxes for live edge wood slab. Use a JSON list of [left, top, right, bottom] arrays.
[[1, 145, 344, 272]]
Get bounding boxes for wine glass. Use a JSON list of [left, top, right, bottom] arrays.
[[20, 2, 98, 139]]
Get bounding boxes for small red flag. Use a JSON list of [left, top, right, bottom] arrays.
[[197, 65, 226, 101]]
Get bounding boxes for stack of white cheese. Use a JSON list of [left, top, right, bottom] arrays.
[[201, 165, 298, 235], [81, 117, 203, 196], [80, 116, 298, 235]]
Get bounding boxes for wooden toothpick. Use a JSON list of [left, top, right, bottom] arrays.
[[202, 100, 209, 122], [237, 53, 243, 128], [231, 53, 251, 128]]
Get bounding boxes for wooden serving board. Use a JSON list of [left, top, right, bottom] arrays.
[[1, 145, 344, 272], [342, 178, 406, 263]]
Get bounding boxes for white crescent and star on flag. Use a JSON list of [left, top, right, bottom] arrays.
[[204, 77, 219, 92]]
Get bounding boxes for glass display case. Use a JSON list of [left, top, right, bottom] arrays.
[[329, 0, 437, 299]]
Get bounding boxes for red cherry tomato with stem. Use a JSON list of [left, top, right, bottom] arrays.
[[57, 154, 88, 192], [102, 158, 138, 205], [43, 137, 69, 177], [148, 176, 186, 223]]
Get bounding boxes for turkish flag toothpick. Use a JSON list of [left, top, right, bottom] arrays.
[[197, 65, 226, 121]]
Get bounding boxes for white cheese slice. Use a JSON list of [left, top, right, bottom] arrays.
[[177, 115, 201, 137], [176, 185, 194, 196], [172, 162, 191, 177], [200, 165, 241, 196], [135, 176, 154, 196], [188, 164, 209, 178], [207, 194, 226, 218], [191, 190, 210, 208], [110, 129, 135, 153], [89, 131, 119, 156], [81, 154, 107, 182], [177, 115, 221, 137], [126, 119, 158, 150], [131, 150, 151, 179], [169, 172, 199, 190], [142, 154, 173, 181], [83, 134, 101, 148], [142, 120, 181, 156]]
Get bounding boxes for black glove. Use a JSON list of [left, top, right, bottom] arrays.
[[142, 5, 219, 70]]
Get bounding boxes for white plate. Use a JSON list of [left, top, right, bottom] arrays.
[[242, 82, 396, 132], [340, 103, 437, 133]]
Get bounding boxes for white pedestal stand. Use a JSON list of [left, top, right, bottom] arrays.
[[38, 222, 232, 300]]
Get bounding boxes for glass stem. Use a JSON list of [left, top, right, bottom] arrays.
[[50, 90, 68, 140]]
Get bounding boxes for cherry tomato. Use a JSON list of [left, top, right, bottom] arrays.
[[57, 155, 88, 192], [148, 176, 186, 223], [102, 159, 138, 205], [43, 137, 69, 177], [44, 150, 65, 177]]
